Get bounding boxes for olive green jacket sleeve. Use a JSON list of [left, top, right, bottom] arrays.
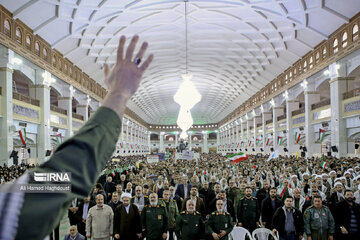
[[15, 107, 122, 240]]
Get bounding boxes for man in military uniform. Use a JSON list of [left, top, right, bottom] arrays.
[[161, 190, 179, 240], [206, 199, 234, 240], [175, 200, 204, 240], [141, 192, 168, 240], [304, 195, 335, 240], [237, 187, 260, 232]]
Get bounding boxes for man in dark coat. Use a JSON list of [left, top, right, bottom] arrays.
[[114, 193, 142, 240], [208, 190, 236, 223], [261, 187, 283, 229], [334, 190, 360, 240], [76, 196, 95, 238]]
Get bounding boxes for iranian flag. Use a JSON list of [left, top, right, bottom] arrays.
[[226, 152, 249, 164], [266, 138, 270, 146], [319, 129, 326, 142], [321, 161, 327, 169], [237, 143, 240, 148], [278, 136, 284, 146], [295, 132, 301, 144], [119, 142, 123, 149], [248, 141, 252, 147], [277, 182, 291, 197], [18, 128, 26, 145]]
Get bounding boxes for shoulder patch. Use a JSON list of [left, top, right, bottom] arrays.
[[181, 211, 186, 214], [196, 211, 200, 215], [144, 195, 148, 198], [225, 212, 230, 215], [131, 196, 135, 199], [240, 197, 245, 200], [161, 204, 165, 207], [211, 212, 216, 215], [144, 205, 148, 208]]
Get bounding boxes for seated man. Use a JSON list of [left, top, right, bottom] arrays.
[[63, 226, 85, 240]]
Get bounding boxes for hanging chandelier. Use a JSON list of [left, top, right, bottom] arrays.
[[174, 0, 201, 139]]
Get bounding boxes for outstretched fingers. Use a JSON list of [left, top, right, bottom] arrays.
[[134, 41, 149, 64], [125, 35, 139, 61], [139, 54, 154, 73], [117, 36, 126, 62]]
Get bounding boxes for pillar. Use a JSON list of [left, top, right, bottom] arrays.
[[0, 47, 14, 166], [262, 112, 272, 153], [286, 100, 299, 156], [29, 70, 51, 164], [305, 91, 320, 158], [58, 86, 73, 138], [76, 96, 90, 122], [203, 131, 208, 153], [189, 132, 192, 151], [273, 107, 284, 150], [159, 132, 164, 153], [253, 116, 261, 152]]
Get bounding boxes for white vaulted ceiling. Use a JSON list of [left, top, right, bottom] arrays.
[[3, 0, 360, 124]]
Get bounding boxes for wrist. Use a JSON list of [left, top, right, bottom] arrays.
[[102, 93, 129, 118]]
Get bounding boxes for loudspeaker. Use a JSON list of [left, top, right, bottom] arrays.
[[284, 148, 288, 152], [355, 144, 359, 149], [27, 148, 31, 154], [331, 146, 338, 152], [239, 149, 242, 151], [270, 147, 274, 152], [45, 150, 52, 156], [299, 146, 303, 150], [245, 148, 248, 151], [303, 147, 307, 152], [301, 151, 306, 157], [327, 152, 331, 156], [252, 148, 255, 151], [260, 148, 264, 152]]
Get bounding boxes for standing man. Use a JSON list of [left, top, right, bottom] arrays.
[[107, 192, 121, 212], [261, 187, 283, 229], [131, 185, 149, 212], [86, 194, 114, 240], [304, 196, 335, 240], [237, 187, 260, 233], [334, 190, 360, 240], [272, 196, 304, 240], [141, 193, 168, 240], [175, 200, 204, 240], [77, 195, 95, 238], [181, 186, 207, 219], [113, 193, 142, 240], [206, 199, 234, 240], [103, 176, 116, 201], [161, 190, 179, 240]]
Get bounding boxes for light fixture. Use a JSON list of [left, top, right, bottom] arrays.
[[11, 57, 22, 65], [174, 0, 201, 139], [270, 99, 275, 106], [300, 80, 308, 89], [283, 90, 289, 100], [323, 70, 330, 75]]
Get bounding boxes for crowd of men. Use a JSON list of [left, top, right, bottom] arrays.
[[2, 153, 360, 240]]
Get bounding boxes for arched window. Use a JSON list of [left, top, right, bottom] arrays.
[[43, 48, 48, 60], [64, 64, 68, 73], [342, 32, 348, 48], [353, 24, 359, 41], [333, 38, 338, 53], [303, 61, 307, 72], [52, 55, 57, 67], [309, 56, 313, 69], [322, 47, 327, 59], [4, 19, 11, 37], [25, 34, 31, 49], [285, 74, 288, 84], [15, 28, 22, 44], [289, 72, 293, 81], [315, 52, 320, 64], [35, 42, 40, 56]]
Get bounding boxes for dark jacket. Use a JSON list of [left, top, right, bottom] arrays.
[[271, 206, 304, 238], [256, 188, 269, 207], [181, 196, 207, 219], [261, 196, 283, 229], [63, 233, 85, 240], [176, 183, 192, 199], [334, 200, 360, 239]]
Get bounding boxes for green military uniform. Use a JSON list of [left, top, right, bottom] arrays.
[[159, 198, 179, 229], [227, 187, 240, 204], [141, 203, 169, 240], [9, 107, 122, 240], [233, 190, 245, 215], [206, 211, 234, 240], [175, 210, 204, 240], [304, 205, 335, 240], [237, 197, 260, 232]]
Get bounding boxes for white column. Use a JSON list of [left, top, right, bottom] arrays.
[[147, 132, 151, 152], [189, 132, 192, 151], [29, 70, 51, 164], [76, 103, 89, 122], [203, 131, 208, 153], [273, 107, 284, 150], [262, 112, 272, 153], [246, 118, 253, 151], [330, 76, 354, 158], [305, 91, 320, 158], [286, 100, 299, 156], [160, 132, 164, 152], [0, 47, 14, 166], [175, 132, 178, 148], [216, 131, 219, 152], [58, 86, 73, 138], [253, 116, 261, 152]]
